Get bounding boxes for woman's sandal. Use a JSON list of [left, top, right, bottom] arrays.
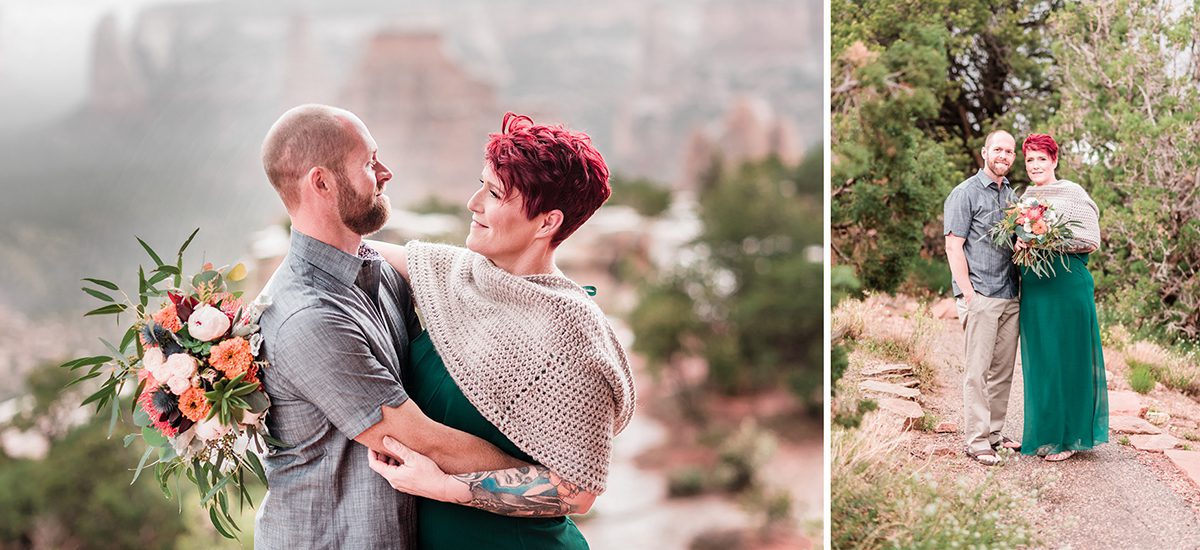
[[1044, 450, 1076, 462], [966, 448, 1001, 466], [992, 436, 1021, 452]]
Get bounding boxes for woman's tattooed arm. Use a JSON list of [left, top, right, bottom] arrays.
[[450, 465, 593, 517]]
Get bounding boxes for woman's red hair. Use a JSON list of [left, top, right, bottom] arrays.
[[1022, 133, 1059, 161], [484, 112, 611, 246]]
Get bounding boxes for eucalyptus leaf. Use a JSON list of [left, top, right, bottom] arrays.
[[178, 228, 200, 258], [142, 426, 169, 448], [82, 277, 120, 291], [132, 446, 155, 485], [84, 304, 127, 317], [133, 407, 152, 427], [81, 287, 116, 303], [136, 236, 165, 266], [60, 355, 112, 370], [119, 325, 138, 353]]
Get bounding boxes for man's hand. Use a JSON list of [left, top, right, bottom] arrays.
[[356, 400, 527, 474], [945, 234, 977, 301]]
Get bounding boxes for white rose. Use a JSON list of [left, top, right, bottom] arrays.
[[142, 347, 167, 381], [188, 305, 231, 342], [194, 416, 230, 442], [164, 354, 198, 395]]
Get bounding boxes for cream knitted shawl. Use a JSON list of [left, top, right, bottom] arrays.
[[405, 241, 636, 493], [1020, 179, 1101, 251]]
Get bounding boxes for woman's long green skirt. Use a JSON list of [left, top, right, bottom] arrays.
[[1020, 253, 1109, 456]]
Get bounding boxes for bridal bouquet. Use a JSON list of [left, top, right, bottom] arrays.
[[988, 197, 1082, 277], [61, 230, 278, 538]]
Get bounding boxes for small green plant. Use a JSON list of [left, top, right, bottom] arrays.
[[833, 398, 878, 429], [1128, 361, 1157, 394], [1118, 435, 1131, 446], [914, 413, 938, 432]]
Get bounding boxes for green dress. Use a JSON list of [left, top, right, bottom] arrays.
[[407, 331, 590, 549], [1019, 253, 1109, 455]]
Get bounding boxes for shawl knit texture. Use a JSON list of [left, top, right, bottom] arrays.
[[405, 241, 636, 493], [1021, 179, 1101, 251]]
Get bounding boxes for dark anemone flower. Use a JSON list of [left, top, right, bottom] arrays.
[[141, 322, 185, 356], [152, 387, 179, 416], [151, 388, 193, 433]]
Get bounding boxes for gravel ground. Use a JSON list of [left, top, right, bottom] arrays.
[[848, 298, 1200, 549]]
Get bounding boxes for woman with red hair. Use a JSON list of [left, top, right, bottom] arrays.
[[367, 112, 635, 548], [1017, 133, 1108, 462]]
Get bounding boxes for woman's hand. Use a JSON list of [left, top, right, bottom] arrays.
[[368, 437, 599, 516], [368, 436, 464, 502], [364, 240, 410, 281], [1014, 238, 1030, 251]]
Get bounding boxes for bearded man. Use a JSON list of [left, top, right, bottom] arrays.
[[943, 129, 1023, 466]]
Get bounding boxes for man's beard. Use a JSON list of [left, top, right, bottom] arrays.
[[334, 171, 390, 236], [988, 158, 1011, 176]]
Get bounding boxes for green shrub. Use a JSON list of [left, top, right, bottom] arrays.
[[1128, 361, 1157, 394], [904, 255, 953, 297]]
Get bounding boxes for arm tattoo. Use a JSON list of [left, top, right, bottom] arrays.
[[452, 465, 583, 517]]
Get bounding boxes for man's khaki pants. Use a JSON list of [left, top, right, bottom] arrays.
[[956, 295, 1020, 453]]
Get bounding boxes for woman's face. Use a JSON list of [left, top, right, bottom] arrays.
[[1024, 149, 1058, 186], [465, 163, 543, 262]]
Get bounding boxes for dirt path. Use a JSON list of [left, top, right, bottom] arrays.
[[841, 295, 1200, 548]]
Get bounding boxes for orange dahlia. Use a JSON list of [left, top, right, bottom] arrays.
[[152, 302, 183, 332], [210, 337, 254, 379], [178, 386, 211, 422]]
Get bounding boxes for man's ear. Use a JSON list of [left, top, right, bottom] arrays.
[[306, 166, 335, 195], [535, 210, 564, 240]]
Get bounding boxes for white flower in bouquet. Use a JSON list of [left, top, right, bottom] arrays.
[[195, 416, 231, 442], [188, 305, 231, 341], [163, 353, 198, 395], [143, 347, 167, 380]]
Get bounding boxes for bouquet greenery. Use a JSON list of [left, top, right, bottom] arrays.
[[62, 230, 278, 538]]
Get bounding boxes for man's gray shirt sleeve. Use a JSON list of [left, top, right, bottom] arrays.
[[944, 186, 972, 238], [270, 306, 409, 440]]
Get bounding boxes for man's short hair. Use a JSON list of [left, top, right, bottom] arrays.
[[262, 105, 359, 208], [982, 130, 1014, 150]]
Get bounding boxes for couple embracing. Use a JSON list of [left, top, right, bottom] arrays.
[[944, 130, 1108, 466], [253, 105, 636, 548]]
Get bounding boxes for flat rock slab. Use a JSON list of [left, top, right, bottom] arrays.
[[1129, 434, 1182, 452], [1108, 390, 1148, 418], [1166, 450, 1200, 490], [1110, 416, 1163, 435], [862, 363, 913, 377], [859, 380, 921, 399], [934, 421, 958, 433], [918, 444, 957, 458], [877, 397, 924, 419]]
